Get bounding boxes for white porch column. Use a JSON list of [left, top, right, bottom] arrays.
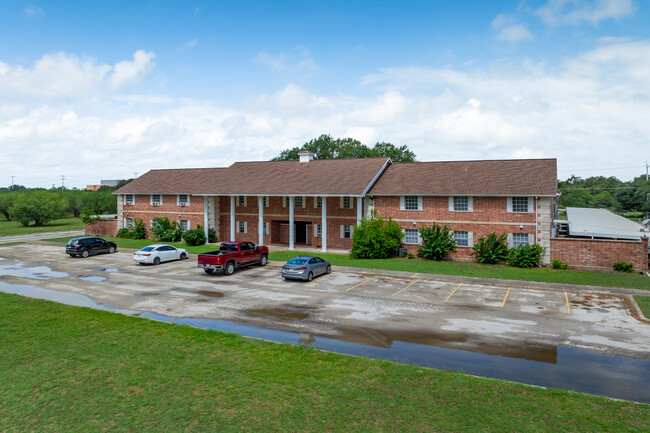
[[289, 196, 295, 250], [321, 196, 327, 252], [203, 196, 209, 241], [357, 197, 363, 225], [258, 196, 264, 246], [230, 196, 235, 241]]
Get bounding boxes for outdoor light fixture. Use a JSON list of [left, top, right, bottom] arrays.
[[519, 224, 524, 229]]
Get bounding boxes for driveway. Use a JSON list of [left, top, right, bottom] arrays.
[[1, 242, 649, 360]]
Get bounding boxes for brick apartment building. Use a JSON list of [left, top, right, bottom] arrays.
[[114, 153, 558, 263]]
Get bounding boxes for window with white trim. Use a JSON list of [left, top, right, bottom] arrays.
[[237, 196, 246, 207], [178, 194, 189, 206], [342, 197, 352, 209], [125, 218, 134, 229], [512, 197, 529, 213], [315, 197, 322, 208], [263, 222, 270, 235], [314, 223, 322, 237], [125, 194, 134, 205], [294, 196, 303, 208], [237, 221, 247, 234], [454, 197, 469, 212], [404, 196, 419, 211], [454, 231, 469, 247], [512, 233, 529, 247], [404, 229, 419, 244], [262, 196, 269, 207], [341, 225, 353, 239], [180, 220, 189, 231], [151, 194, 162, 206]]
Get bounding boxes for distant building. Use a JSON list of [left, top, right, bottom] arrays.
[[86, 180, 121, 191]]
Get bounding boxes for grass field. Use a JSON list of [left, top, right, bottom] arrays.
[[0, 293, 647, 432], [634, 295, 650, 319], [271, 251, 650, 291], [0, 217, 83, 237]]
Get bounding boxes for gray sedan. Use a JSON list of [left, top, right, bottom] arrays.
[[281, 256, 331, 281]]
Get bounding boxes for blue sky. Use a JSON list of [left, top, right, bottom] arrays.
[[1, 0, 649, 187]]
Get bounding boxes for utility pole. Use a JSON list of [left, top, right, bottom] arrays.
[[645, 161, 648, 181], [61, 175, 65, 192], [133, 172, 138, 178]]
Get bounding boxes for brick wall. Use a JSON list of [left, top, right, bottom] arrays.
[[85, 219, 117, 237], [550, 237, 649, 271], [121, 194, 205, 236]]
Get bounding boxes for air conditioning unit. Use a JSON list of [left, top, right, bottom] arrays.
[[125, 201, 134, 206], [152, 202, 160, 206], [179, 202, 188, 207]]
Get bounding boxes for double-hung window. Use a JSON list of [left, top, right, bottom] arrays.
[[400, 196, 422, 211], [454, 197, 468, 211], [404, 229, 420, 244], [178, 194, 189, 206], [341, 225, 353, 239], [237, 221, 248, 234], [512, 233, 529, 247], [151, 194, 162, 206], [125, 194, 134, 205], [512, 197, 528, 213], [454, 231, 469, 247], [237, 196, 247, 207], [125, 218, 134, 229], [180, 220, 189, 231], [341, 197, 352, 209]]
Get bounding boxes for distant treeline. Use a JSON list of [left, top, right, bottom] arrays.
[[0, 180, 132, 226], [558, 174, 650, 214]]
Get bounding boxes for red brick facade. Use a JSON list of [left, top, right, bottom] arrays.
[[84, 219, 117, 237], [550, 237, 649, 272], [121, 194, 205, 236]]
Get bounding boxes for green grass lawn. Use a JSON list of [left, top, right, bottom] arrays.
[[634, 295, 650, 319], [0, 293, 647, 432], [0, 217, 83, 237], [270, 251, 650, 291]]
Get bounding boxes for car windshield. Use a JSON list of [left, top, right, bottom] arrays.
[[287, 258, 307, 265], [140, 247, 155, 252]]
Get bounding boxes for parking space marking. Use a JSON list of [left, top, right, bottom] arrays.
[[346, 276, 375, 292], [306, 271, 337, 285], [500, 288, 511, 308], [392, 279, 420, 297], [444, 283, 463, 302], [565, 292, 571, 315]]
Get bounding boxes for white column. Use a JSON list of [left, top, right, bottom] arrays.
[[289, 196, 295, 250], [203, 196, 209, 241], [357, 197, 363, 225], [258, 196, 264, 246], [230, 196, 235, 242], [321, 196, 327, 252]]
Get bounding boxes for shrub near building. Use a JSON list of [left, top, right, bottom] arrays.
[[350, 213, 404, 259], [418, 223, 456, 260]]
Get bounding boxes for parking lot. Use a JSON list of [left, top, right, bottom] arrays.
[[1, 243, 649, 359]]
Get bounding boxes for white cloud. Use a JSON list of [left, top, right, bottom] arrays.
[[536, 0, 636, 25], [108, 50, 156, 90], [492, 14, 533, 42]]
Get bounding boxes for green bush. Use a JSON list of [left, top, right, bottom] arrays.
[[9, 191, 67, 226], [551, 259, 568, 270], [507, 244, 545, 268], [118, 218, 146, 239], [613, 261, 634, 272], [472, 232, 509, 264], [208, 227, 219, 243], [183, 226, 206, 246], [116, 228, 133, 239], [150, 217, 182, 242], [350, 212, 404, 259], [418, 223, 456, 260]]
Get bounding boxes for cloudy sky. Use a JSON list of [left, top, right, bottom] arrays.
[[1, 0, 649, 188]]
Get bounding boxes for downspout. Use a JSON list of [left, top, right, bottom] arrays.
[[535, 196, 538, 244]]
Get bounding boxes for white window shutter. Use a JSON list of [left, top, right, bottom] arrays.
[[507, 197, 513, 213], [243, 222, 248, 234], [266, 222, 270, 234], [417, 230, 422, 245], [468, 197, 474, 212], [448, 197, 454, 211], [418, 196, 423, 211], [244, 196, 248, 207], [313, 197, 318, 208], [350, 198, 354, 209], [468, 232, 474, 246], [340, 225, 344, 238], [400, 196, 405, 211], [350, 225, 354, 236], [340, 197, 344, 209], [507, 233, 513, 248], [528, 233, 535, 245], [528, 197, 534, 213], [282, 197, 287, 208], [302, 196, 306, 208], [236, 222, 240, 233], [314, 224, 318, 237]]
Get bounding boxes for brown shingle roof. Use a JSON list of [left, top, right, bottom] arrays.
[[369, 159, 557, 196], [114, 158, 391, 196]]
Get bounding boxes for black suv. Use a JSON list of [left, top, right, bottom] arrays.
[[66, 237, 117, 258]]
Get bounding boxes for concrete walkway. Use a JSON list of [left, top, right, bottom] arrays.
[[0, 230, 84, 244]]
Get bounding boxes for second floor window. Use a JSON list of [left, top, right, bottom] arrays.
[[179, 195, 189, 206], [152, 194, 161, 205], [404, 196, 419, 210], [512, 197, 529, 213], [454, 197, 469, 211], [125, 194, 134, 205]]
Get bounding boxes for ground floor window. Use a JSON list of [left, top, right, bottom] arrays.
[[404, 229, 419, 244], [125, 218, 133, 229], [340, 225, 353, 239], [263, 222, 270, 235], [237, 221, 248, 234], [454, 231, 469, 247], [315, 223, 322, 237], [512, 233, 529, 247], [180, 220, 189, 231]]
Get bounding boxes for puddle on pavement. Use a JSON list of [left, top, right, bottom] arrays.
[[79, 275, 107, 282], [0, 262, 69, 279], [195, 290, 224, 298], [0, 279, 648, 404], [246, 308, 310, 322], [103, 268, 118, 273]]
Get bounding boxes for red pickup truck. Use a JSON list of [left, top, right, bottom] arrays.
[[197, 241, 269, 275]]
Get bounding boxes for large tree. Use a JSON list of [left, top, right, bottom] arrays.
[[272, 134, 417, 162], [10, 191, 67, 226]]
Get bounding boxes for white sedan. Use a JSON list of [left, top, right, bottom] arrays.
[[133, 244, 188, 265]]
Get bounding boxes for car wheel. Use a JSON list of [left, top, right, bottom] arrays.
[[326, 265, 331, 274], [204, 269, 214, 274], [108, 246, 116, 254], [180, 252, 187, 260], [307, 272, 313, 282], [259, 254, 268, 266], [153, 257, 161, 265], [225, 262, 235, 275], [81, 249, 89, 258]]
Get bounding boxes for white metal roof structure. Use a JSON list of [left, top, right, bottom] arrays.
[[566, 207, 649, 240]]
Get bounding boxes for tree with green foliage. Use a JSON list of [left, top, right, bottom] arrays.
[[9, 191, 67, 226], [350, 212, 404, 259], [418, 223, 456, 260], [472, 232, 509, 264], [0, 193, 15, 220], [272, 134, 417, 162], [182, 225, 206, 246]]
